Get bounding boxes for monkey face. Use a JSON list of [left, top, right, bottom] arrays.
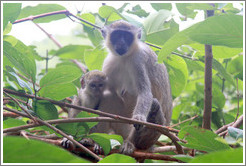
[[88, 81, 105, 97], [110, 30, 134, 56]]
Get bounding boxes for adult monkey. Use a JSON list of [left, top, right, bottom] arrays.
[[93, 20, 173, 155]]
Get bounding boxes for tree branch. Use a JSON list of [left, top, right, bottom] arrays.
[[3, 88, 183, 154], [202, 8, 214, 130]]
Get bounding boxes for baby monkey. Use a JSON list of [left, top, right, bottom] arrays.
[[68, 70, 107, 118], [62, 70, 106, 151]]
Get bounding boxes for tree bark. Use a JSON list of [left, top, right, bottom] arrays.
[[202, 8, 214, 130]]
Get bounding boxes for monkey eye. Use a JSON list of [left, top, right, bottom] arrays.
[[89, 84, 96, 89], [98, 83, 104, 88]]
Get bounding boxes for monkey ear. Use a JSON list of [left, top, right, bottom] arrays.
[[81, 76, 86, 89], [137, 28, 142, 39]]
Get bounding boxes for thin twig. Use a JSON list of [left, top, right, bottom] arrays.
[[3, 91, 37, 122], [33, 22, 63, 48], [12, 9, 193, 62], [152, 145, 190, 153], [70, 59, 87, 73], [215, 122, 234, 134], [170, 115, 198, 128], [3, 107, 101, 161], [3, 88, 183, 154]]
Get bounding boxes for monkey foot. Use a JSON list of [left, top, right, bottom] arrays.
[[119, 140, 135, 155]]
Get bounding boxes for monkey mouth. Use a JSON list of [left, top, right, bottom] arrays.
[[116, 48, 127, 56]]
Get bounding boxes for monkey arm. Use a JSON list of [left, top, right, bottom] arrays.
[[132, 64, 153, 122]]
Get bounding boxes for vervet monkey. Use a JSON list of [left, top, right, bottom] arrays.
[[92, 20, 173, 154], [68, 70, 107, 118]]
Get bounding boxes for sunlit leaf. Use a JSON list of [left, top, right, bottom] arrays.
[[39, 65, 82, 88], [179, 126, 230, 152], [3, 136, 89, 163], [189, 15, 243, 48], [39, 83, 77, 101], [33, 100, 58, 120], [190, 148, 243, 163], [3, 3, 22, 30], [98, 154, 136, 163]]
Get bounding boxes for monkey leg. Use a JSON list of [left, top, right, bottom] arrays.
[[120, 98, 165, 154]]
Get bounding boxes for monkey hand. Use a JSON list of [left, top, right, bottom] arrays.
[[119, 140, 135, 155], [79, 138, 103, 154], [132, 114, 146, 131], [61, 135, 75, 151]]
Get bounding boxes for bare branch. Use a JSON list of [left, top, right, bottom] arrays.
[[202, 9, 214, 130], [3, 88, 183, 154], [170, 115, 198, 128]]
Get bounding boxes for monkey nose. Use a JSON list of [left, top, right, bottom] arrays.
[[115, 48, 127, 55]]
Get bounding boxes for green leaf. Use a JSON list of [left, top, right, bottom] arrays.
[[173, 155, 193, 163], [178, 126, 231, 152], [3, 41, 36, 82], [144, 9, 179, 45], [190, 43, 242, 59], [76, 112, 99, 129], [99, 5, 123, 22], [212, 86, 225, 109], [4, 35, 43, 61], [3, 119, 26, 129], [83, 26, 103, 47], [176, 3, 198, 19], [227, 127, 243, 140], [18, 4, 66, 23], [56, 122, 88, 137], [80, 13, 96, 28], [227, 55, 243, 80], [3, 3, 22, 30], [5, 68, 33, 94], [3, 23, 12, 35], [190, 148, 243, 163], [127, 5, 149, 18], [87, 133, 111, 155], [158, 22, 197, 62], [55, 45, 92, 61], [33, 101, 58, 120], [165, 55, 188, 98], [39, 65, 82, 88], [187, 3, 215, 10], [3, 136, 89, 163], [39, 83, 77, 101], [98, 154, 136, 163], [189, 15, 243, 48], [84, 46, 107, 71], [151, 3, 172, 11], [212, 58, 235, 87]]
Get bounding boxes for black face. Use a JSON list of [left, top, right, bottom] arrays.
[[110, 30, 134, 55]]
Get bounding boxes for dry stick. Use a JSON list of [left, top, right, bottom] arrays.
[[215, 122, 234, 134], [202, 9, 214, 130], [3, 108, 183, 162], [3, 88, 183, 154], [3, 109, 101, 161], [33, 22, 63, 48], [218, 115, 243, 137], [3, 92, 37, 122], [153, 145, 190, 153], [3, 112, 20, 118], [170, 115, 198, 128]]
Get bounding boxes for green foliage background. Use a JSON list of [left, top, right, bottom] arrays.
[[2, 2, 244, 163]]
